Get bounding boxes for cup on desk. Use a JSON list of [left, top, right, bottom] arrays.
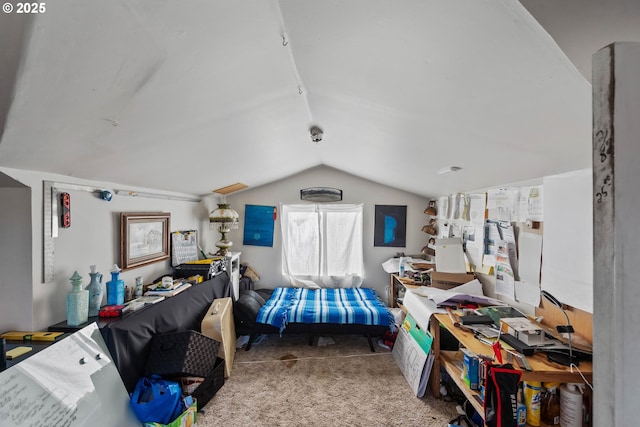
[[161, 276, 172, 289], [125, 286, 134, 302]]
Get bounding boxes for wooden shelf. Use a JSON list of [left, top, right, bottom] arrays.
[[426, 310, 591, 427], [440, 350, 485, 416], [440, 351, 557, 427]]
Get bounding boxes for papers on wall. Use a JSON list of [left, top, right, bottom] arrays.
[[495, 240, 516, 299], [438, 222, 451, 239], [518, 186, 544, 222], [485, 186, 544, 223], [542, 169, 593, 313], [483, 222, 501, 268], [518, 232, 543, 286], [498, 222, 518, 281], [438, 195, 450, 220], [463, 194, 487, 270], [450, 193, 465, 220], [515, 281, 541, 306], [514, 231, 543, 306], [487, 188, 520, 221], [435, 238, 466, 273]]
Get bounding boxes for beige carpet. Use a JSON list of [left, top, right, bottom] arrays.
[[196, 334, 459, 427]]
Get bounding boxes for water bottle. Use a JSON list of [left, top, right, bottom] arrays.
[[560, 383, 583, 427], [517, 383, 527, 427], [398, 257, 405, 277]]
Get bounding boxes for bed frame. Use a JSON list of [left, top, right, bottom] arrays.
[[234, 289, 391, 352]]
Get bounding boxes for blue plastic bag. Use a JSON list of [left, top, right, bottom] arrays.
[[130, 375, 184, 424]]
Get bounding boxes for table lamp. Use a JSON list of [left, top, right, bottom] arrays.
[[541, 290, 580, 366], [209, 201, 239, 256]]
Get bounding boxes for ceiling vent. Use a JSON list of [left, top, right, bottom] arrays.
[[300, 187, 342, 202]]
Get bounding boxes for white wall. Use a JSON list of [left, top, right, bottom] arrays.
[[0, 186, 33, 331], [223, 165, 433, 303], [0, 167, 209, 331]]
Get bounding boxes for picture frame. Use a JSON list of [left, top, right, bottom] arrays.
[[120, 212, 171, 270], [374, 205, 407, 247]]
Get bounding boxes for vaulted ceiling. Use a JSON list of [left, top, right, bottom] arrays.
[[0, 0, 638, 197]]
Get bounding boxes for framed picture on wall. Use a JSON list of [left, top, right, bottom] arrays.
[[120, 212, 171, 270], [243, 204, 275, 247], [374, 205, 407, 247]]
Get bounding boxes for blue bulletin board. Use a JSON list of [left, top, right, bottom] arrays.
[[243, 205, 275, 247]]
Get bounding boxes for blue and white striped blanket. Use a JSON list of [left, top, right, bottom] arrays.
[[256, 287, 394, 333]]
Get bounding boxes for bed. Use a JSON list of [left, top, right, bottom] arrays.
[[234, 287, 394, 351]]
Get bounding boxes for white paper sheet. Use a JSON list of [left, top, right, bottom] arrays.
[[542, 169, 593, 313], [411, 280, 502, 307], [438, 195, 450, 220], [515, 280, 541, 306], [0, 323, 140, 426], [402, 289, 445, 331], [435, 238, 466, 273], [518, 232, 543, 285], [487, 188, 520, 221], [483, 222, 501, 268], [518, 185, 544, 222], [382, 257, 424, 273]]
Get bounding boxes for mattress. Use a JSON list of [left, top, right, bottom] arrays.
[[256, 287, 394, 333]]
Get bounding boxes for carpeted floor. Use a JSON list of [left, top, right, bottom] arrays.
[[196, 334, 460, 427]]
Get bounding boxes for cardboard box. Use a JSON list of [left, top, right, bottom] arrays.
[[143, 400, 197, 427], [430, 271, 475, 289], [201, 297, 236, 378]]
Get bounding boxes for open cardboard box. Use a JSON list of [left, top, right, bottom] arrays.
[[430, 271, 476, 290]]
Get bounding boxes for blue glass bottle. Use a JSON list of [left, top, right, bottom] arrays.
[[106, 264, 125, 305], [86, 265, 103, 316], [67, 270, 89, 326]]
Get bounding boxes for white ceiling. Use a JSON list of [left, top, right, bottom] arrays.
[[0, 0, 638, 198]]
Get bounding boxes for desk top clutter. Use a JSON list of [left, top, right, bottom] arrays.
[[395, 280, 593, 427], [386, 232, 593, 426]]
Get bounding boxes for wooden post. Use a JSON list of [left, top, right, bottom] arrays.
[[592, 42, 640, 427]]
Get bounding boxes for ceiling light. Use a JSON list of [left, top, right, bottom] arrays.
[[437, 166, 462, 175], [300, 187, 342, 202]]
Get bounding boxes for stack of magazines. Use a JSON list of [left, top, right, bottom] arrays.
[[144, 279, 192, 297]]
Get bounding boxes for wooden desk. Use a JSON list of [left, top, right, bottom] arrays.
[[429, 312, 593, 425], [389, 274, 425, 308]]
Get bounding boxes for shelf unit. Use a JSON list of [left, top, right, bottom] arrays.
[[429, 312, 593, 427], [389, 273, 429, 308]]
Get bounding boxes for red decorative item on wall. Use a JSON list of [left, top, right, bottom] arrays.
[[61, 192, 71, 228]]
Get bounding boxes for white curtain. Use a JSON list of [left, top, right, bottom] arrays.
[[280, 203, 364, 288]]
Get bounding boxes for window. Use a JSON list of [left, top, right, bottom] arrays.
[[280, 203, 364, 288]]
